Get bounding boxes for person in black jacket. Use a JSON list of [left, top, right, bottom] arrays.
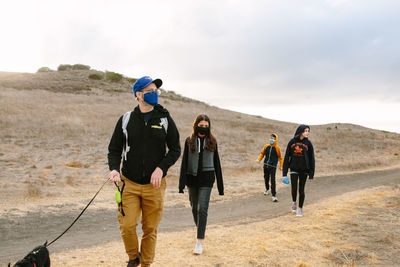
[[282, 124, 315, 217], [108, 76, 181, 267], [179, 114, 224, 255]]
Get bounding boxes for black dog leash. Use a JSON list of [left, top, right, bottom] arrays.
[[47, 177, 109, 247]]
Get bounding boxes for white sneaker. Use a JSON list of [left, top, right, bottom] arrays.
[[272, 196, 278, 202], [296, 207, 303, 217], [193, 241, 203, 255], [264, 190, 269, 195], [291, 202, 297, 213]]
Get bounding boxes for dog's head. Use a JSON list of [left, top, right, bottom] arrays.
[[10, 242, 50, 267]]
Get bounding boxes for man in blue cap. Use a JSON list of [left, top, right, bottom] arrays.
[[108, 76, 181, 267]]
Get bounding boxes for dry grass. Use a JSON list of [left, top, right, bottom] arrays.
[[49, 185, 400, 266], [1, 71, 400, 266], [25, 182, 42, 198], [1, 70, 400, 214], [64, 161, 84, 168]]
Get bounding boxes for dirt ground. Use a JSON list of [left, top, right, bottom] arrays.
[[2, 167, 399, 266], [1, 84, 400, 215], [1, 71, 400, 266]]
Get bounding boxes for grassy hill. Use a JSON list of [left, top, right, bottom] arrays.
[[1, 69, 400, 211]]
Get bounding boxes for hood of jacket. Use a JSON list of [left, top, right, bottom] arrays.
[[270, 133, 279, 146], [294, 124, 310, 139]]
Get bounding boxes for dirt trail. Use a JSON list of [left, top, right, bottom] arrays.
[[1, 168, 399, 266]]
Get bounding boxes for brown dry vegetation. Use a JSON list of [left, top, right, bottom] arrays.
[[50, 185, 400, 266], [1, 70, 400, 266], [1, 70, 400, 213]]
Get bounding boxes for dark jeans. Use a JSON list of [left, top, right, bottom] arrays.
[[290, 172, 308, 208], [188, 187, 212, 239], [263, 166, 276, 196]]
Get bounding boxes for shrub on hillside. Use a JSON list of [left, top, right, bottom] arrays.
[[88, 73, 104, 80], [72, 64, 91, 70], [127, 78, 137, 84], [37, 67, 53, 73], [106, 71, 123, 82], [57, 64, 73, 71]]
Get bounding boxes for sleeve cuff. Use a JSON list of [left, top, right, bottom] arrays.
[[158, 165, 167, 176]]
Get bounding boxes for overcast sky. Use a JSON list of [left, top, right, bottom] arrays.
[[1, 0, 399, 132]]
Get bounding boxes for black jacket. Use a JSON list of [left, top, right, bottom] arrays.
[[282, 124, 315, 178], [262, 146, 282, 168], [108, 104, 181, 184], [179, 137, 224, 195]]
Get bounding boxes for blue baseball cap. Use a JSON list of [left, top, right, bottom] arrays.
[[133, 76, 162, 96]]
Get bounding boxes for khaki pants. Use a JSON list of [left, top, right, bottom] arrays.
[[118, 175, 166, 267]]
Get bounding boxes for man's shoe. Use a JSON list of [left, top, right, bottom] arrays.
[[127, 260, 139, 267], [272, 196, 278, 202], [296, 207, 303, 217], [291, 202, 297, 213], [127, 253, 140, 267], [264, 190, 269, 195], [193, 241, 203, 255]]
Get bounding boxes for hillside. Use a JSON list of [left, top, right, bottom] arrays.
[[1, 69, 400, 212]]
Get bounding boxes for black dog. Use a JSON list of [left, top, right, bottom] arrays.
[[9, 242, 50, 267]]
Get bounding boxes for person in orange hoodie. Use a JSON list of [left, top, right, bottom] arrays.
[[257, 133, 283, 202]]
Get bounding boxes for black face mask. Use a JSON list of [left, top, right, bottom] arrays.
[[196, 126, 210, 136]]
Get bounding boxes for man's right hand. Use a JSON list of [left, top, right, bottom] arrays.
[[109, 170, 121, 183]]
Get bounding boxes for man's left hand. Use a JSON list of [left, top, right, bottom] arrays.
[[151, 167, 163, 188]]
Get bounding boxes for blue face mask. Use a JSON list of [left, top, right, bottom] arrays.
[[143, 91, 158, 106], [270, 139, 275, 145]]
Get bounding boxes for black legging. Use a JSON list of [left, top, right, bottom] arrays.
[[263, 166, 276, 196], [290, 173, 308, 208]]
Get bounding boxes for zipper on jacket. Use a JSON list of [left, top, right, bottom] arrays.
[[266, 146, 272, 164]]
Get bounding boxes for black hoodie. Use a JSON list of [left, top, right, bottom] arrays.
[[108, 104, 181, 184], [282, 124, 315, 178]]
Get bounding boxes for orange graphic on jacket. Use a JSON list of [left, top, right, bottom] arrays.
[[294, 145, 303, 156]]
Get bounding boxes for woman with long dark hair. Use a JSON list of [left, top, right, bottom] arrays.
[[282, 124, 315, 217], [179, 114, 224, 255]]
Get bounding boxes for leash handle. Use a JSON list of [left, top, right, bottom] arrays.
[[114, 181, 120, 190], [114, 179, 125, 191], [47, 177, 109, 247]]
